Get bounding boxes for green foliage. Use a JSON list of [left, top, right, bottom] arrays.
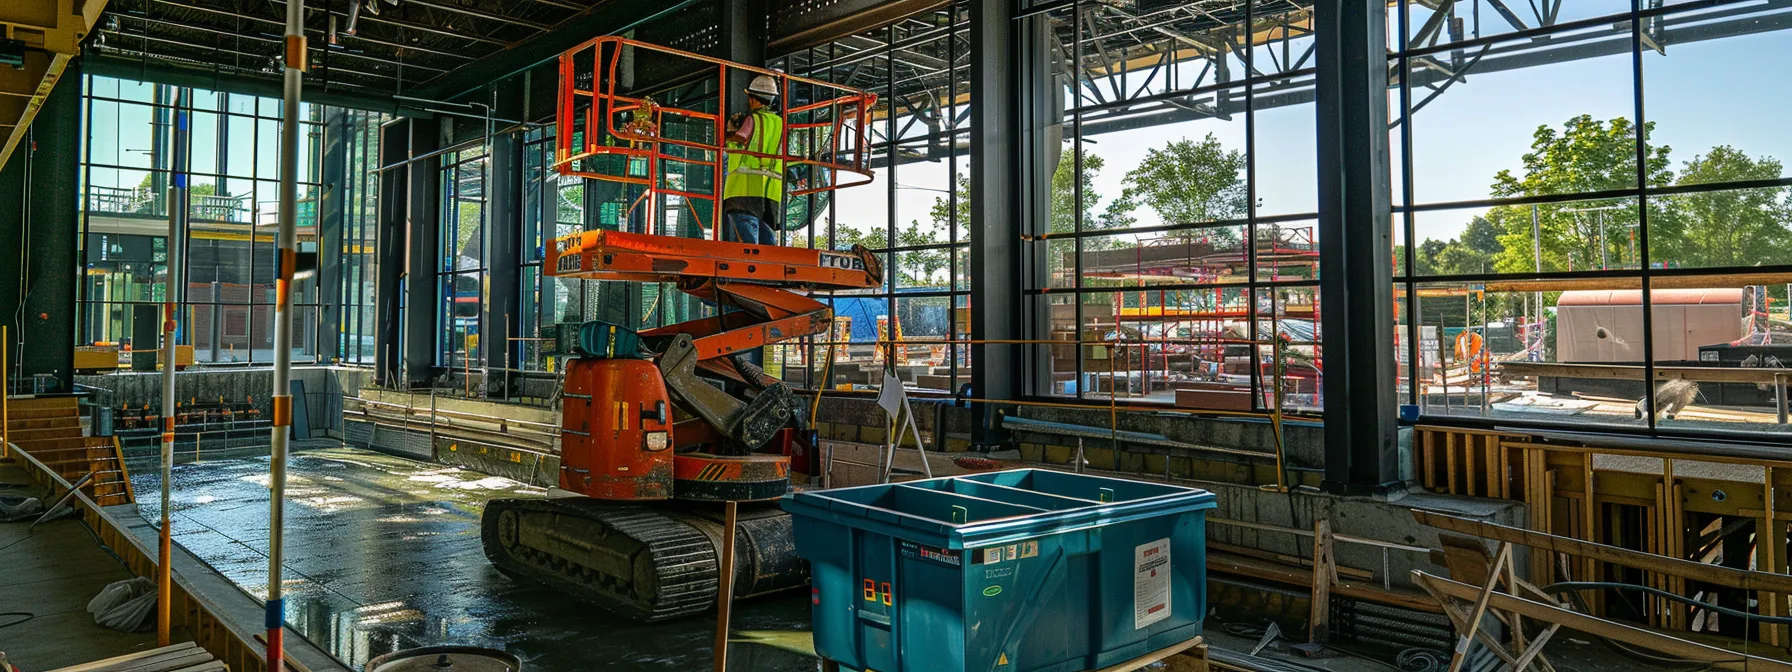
[[1052, 148, 1135, 236], [1650, 146, 1792, 269], [1118, 133, 1248, 235], [1485, 116, 1671, 274]]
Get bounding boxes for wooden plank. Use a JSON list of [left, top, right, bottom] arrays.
[[1308, 519, 1334, 643], [1511, 624, 1561, 672], [1465, 434, 1478, 497], [1446, 432, 1458, 495], [1446, 543, 1510, 672], [1089, 636, 1204, 672], [1484, 436, 1498, 498], [41, 644, 203, 672], [1413, 510, 1792, 594], [1766, 466, 1783, 646], [1205, 551, 1442, 613], [1582, 452, 1598, 615], [1413, 571, 1792, 672], [1527, 448, 1547, 582], [1422, 430, 1436, 490], [1498, 438, 1511, 499]]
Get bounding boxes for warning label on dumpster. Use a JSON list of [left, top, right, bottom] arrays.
[[1133, 538, 1171, 629], [898, 539, 961, 567]]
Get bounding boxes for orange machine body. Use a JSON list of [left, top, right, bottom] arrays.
[[560, 357, 677, 500]]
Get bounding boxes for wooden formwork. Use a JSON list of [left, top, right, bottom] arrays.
[[1414, 424, 1792, 645]]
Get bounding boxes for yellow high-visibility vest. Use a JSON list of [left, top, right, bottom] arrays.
[[724, 108, 785, 203]]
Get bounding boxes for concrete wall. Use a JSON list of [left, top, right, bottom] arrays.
[[77, 366, 369, 436]]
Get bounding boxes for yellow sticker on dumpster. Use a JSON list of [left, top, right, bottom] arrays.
[[996, 652, 1009, 666]]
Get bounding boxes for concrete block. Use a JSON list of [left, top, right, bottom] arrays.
[[1085, 447, 1116, 470], [1043, 444, 1073, 465], [858, 425, 887, 444], [945, 438, 971, 453], [1019, 443, 1044, 462]]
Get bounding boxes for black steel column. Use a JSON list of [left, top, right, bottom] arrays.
[[1315, 2, 1400, 494], [21, 64, 83, 390], [969, 0, 1024, 446], [373, 118, 408, 387], [720, 0, 767, 75], [318, 108, 349, 364], [404, 118, 441, 386], [485, 77, 525, 396]]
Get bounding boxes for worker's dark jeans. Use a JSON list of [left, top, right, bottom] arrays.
[[723, 210, 777, 246], [716, 210, 772, 375]]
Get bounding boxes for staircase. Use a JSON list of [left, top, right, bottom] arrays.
[[4, 396, 135, 506]]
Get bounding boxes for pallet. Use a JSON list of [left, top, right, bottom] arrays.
[[817, 637, 1209, 672]]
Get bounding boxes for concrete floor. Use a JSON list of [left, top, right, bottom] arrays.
[[0, 463, 158, 670], [128, 445, 817, 671]]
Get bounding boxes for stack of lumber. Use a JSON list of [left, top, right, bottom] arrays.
[[45, 643, 223, 672]]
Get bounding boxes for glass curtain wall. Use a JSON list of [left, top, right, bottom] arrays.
[[1028, 2, 1321, 412], [79, 76, 326, 365], [338, 110, 387, 364], [771, 5, 974, 392], [439, 145, 488, 371], [1391, 0, 1792, 438]]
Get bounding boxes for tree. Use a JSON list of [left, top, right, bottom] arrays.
[[1485, 115, 1672, 274], [1118, 133, 1248, 235], [1651, 146, 1792, 269], [1052, 148, 1135, 236]]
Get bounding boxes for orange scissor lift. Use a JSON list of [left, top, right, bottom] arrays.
[[482, 38, 885, 621]]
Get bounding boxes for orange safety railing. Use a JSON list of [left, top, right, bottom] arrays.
[[555, 36, 878, 239]]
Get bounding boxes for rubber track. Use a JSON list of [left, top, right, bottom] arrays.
[[482, 497, 720, 621]]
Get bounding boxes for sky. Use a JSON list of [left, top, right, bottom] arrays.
[[827, 2, 1792, 252]]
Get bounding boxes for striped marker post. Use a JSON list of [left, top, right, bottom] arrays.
[[267, 0, 306, 667], [158, 87, 191, 647]]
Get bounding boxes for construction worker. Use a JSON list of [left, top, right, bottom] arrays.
[[722, 74, 785, 246]]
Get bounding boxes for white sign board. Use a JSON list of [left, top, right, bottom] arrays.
[[1133, 538, 1172, 629]]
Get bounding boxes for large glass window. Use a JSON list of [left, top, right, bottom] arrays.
[[78, 76, 327, 365], [770, 6, 973, 392], [439, 146, 489, 371], [338, 110, 387, 365], [1391, 1, 1792, 437], [1024, 1, 1320, 412]]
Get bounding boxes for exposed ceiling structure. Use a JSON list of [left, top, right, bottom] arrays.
[[88, 0, 616, 99], [1, 0, 109, 167]]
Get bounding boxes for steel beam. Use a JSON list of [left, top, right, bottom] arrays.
[[318, 108, 350, 363], [407, 0, 706, 102], [1315, 1, 1400, 494], [483, 77, 524, 396], [404, 118, 442, 386], [84, 53, 402, 115], [373, 118, 409, 386], [968, 0, 1025, 446]]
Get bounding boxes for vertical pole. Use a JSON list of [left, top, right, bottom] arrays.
[[267, 0, 306, 667], [1776, 373, 1788, 425], [2, 325, 8, 460], [713, 500, 739, 672], [158, 86, 190, 648], [1315, 0, 1397, 493]]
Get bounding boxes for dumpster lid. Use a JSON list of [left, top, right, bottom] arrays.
[[782, 468, 1215, 549]]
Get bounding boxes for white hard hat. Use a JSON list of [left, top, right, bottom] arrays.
[[746, 74, 779, 100]]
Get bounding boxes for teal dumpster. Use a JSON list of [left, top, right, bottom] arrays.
[[781, 469, 1217, 672]]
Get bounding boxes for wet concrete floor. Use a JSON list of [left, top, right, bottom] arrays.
[[129, 445, 818, 671]]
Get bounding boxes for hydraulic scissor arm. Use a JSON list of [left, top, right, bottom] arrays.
[[546, 229, 884, 449]]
